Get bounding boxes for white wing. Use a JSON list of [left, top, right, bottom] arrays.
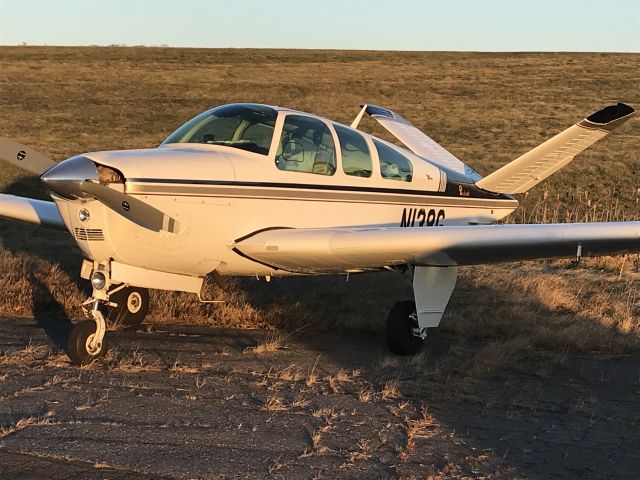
[[233, 222, 640, 274], [0, 194, 66, 230]]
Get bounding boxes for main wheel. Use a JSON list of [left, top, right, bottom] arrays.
[[67, 320, 108, 365], [107, 287, 149, 326], [386, 300, 424, 355]]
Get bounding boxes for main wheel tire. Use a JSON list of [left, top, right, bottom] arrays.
[[67, 320, 108, 365], [386, 300, 424, 355], [107, 287, 149, 326]]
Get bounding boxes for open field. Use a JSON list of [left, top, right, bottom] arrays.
[[0, 47, 638, 478]]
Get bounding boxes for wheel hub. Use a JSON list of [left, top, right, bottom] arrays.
[[85, 333, 102, 356], [409, 312, 427, 340], [127, 292, 142, 314]]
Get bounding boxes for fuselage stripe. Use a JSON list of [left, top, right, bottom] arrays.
[[126, 179, 519, 209]]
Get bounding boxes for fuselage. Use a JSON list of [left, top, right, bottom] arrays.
[[50, 103, 518, 277]]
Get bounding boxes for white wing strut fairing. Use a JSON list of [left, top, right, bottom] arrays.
[[0, 193, 65, 230], [476, 103, 636, 194], [234, 222, 640, 273]]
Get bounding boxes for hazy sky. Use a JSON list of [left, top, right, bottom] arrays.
[[1, 0, 638, 52]]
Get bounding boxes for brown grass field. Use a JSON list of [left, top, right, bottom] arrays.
[[0, 47, 638, 479]]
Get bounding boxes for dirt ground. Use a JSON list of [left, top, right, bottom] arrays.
[[1, 314, 639, 479]]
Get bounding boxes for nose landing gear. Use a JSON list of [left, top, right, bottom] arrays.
[[67, 299, 109, 365], [67, 262, 150, 365]]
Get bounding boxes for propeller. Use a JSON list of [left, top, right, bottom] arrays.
[[0, 138, 179, 234], [0, 137, 57, 175], [79, 180, 179, 233]]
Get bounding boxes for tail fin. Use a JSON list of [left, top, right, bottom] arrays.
[[475, 103, 635, 194]]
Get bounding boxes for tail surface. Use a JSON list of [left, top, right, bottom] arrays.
[[475, 103, 635, 194]]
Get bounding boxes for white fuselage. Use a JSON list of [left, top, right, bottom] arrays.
[[53, 109, 518, 278]]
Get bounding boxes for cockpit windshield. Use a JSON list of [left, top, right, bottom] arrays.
[[161, 104, 277, 155]]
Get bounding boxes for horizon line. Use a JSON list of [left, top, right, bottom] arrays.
[[1, 43, 638, 54]]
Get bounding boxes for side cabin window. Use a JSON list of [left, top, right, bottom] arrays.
[[373, 139, 413, 182], [333, 124, 372, 178], [276, 115, 336, 176]]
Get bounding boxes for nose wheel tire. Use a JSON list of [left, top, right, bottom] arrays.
[[107, 287, 149, 325], [386, 300, 424, 355], [67, 320, 109, 365]]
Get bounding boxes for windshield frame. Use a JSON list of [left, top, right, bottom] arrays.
[[161, 103, 278, 156]]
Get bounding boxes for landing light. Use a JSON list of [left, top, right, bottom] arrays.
[[79, 208, 90, 222], [90, 271, 107, 290]]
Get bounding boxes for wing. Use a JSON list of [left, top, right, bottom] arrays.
[[362, 105, 480, 180], [233, 222, 640, 273], [0, 193, 66, 230], [476, 103, 635, 194]]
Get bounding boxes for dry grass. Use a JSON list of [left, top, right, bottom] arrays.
[[243, 331, 289, 354], [0, 341, 50, 366], [348, 439, 373, 462], [305, 355, 321, 387], [0, 47, 637, 361], [401, 407, 435, 461], [0, 412, 56, 438], [381, 380, 401, 400], [107, 349, 162, 373], [169, 360, 199, 376], [326, 369, 355, 393], [358, 387, 374, 403], [74, 391, 108, 411], [262, 396, 288, 412]]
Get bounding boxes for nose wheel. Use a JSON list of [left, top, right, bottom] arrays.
[[67, 303, 108, 365]]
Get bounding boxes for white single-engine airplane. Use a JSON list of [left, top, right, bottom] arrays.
[[0, 102, 637, 364]]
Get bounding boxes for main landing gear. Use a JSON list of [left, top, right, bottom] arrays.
[[67, 269, 150, 365], [385, 300, 425, 355], [106, 286, 149, 326]]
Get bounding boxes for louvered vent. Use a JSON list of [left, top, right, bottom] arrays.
[[74, 228, 105, 241]]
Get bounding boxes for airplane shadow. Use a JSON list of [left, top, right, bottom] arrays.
[[29, 274, 73, 351], [238, 270, 640, 479], [1, 176, 85, 351]]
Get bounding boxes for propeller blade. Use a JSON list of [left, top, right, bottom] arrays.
[[79, 181, 180, 233], [0, 138, 57, 175]]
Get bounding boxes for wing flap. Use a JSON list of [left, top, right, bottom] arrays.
[[476, 103, 635, 194], [0, 194, 66, 230], [234, 222, 640, 273]]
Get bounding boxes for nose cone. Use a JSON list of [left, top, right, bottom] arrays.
[[41, 156, 99, 199]]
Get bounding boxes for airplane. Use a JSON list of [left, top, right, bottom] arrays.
[[0, 101, 637, 365]]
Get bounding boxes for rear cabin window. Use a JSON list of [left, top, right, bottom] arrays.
[[333, 124, 372, 178], [275, 115, 336, 176], [373, 139, 413, 182]]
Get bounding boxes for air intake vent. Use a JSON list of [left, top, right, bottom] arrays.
[[74, 228, 105, 241]]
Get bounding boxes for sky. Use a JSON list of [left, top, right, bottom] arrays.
[[0, 0, 638, 52]]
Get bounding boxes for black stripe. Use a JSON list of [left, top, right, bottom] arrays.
[[128, 178, 514, 201], [234, 226, 292, 243], [230, 247, 285, 272]]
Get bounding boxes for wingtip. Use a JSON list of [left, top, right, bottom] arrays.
[[579, 103, 635, 132]]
